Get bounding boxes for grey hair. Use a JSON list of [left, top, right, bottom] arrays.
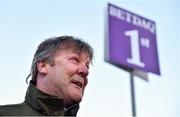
[[26, 35, 93, 84]]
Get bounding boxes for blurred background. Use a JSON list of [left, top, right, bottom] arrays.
[[0, 0, 179, 117]]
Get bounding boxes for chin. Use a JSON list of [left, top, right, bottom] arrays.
[[67, 85, 85, 104], [69, 91, 83, 103]]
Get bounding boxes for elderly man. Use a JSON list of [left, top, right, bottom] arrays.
[[0, 36, 93, 116]]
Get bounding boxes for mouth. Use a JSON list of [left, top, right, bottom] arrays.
[[71, 81, 83, 89]]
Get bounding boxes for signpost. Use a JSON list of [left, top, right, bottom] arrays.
[[105, 3, 160, 116]]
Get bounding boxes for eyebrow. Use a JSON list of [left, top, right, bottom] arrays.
[[72, 52, 90, 62]]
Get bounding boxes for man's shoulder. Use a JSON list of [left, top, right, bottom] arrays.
[[0, 102, 26, 115], [0, 102, 27, 108], [0, 102, 42, 116]]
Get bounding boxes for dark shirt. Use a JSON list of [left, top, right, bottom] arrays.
[[0, 83, 79, 116]]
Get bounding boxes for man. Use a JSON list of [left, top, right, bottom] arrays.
[[0, 36, 93, 116]]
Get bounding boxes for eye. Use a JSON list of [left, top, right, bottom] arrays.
[[70, 57, 79, 63], [86, 63, 90, 69]]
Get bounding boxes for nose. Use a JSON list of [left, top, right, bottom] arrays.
[[77, 64, 89, 78]]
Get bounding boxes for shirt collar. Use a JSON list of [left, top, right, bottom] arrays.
[[25, 83, 79, 116]]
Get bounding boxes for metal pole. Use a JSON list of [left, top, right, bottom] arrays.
[[130, 72, 136, 117]]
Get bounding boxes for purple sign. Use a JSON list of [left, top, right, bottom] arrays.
[[105, 3, 160, 75]]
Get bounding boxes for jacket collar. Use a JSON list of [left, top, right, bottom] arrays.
[[25, 83, 79, 116]]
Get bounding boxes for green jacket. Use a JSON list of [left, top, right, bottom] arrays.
[[0, 83, 79, 116]]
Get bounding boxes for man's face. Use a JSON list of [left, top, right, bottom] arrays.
[[45, 49, 90, 106]]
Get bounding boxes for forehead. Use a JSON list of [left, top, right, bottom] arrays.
[[56, 49, 90, 61]]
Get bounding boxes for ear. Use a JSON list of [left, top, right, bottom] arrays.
[[37, 61, 49, 75]]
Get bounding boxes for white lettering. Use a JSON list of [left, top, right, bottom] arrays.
[[141, 38, 150, 48], [125, 12, 131, 23], [125, 30, 145, 67], [109, 5, 156, 34]]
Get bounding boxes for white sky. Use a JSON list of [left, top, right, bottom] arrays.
[[0, 0, 180, 117]]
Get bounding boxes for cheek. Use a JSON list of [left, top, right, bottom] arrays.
[[60, 63, 77, 76], [48, 67, 66, 84]]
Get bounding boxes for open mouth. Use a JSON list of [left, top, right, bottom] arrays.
[[71, 81, 83, 89]]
